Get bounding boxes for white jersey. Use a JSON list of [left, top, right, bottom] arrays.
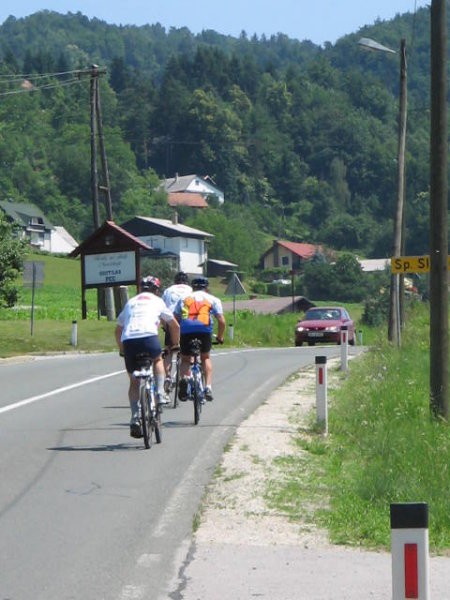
[[162, 283, 193, 312], [117, 292, 174, 341]]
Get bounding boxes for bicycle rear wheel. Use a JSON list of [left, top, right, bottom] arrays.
[[192, 374, 202, 425], [140, 385, 153, 449]]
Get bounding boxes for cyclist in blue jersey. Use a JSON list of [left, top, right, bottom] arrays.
[[174, 276, 225, 401], [115, 276, 180, 438]]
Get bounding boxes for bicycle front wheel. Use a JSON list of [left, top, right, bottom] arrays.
[[140, 385, 153, 450], [171, 353, 180, 409], [154, 405, 162, 444]]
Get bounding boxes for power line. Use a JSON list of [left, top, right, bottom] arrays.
[[0, 77, 87, 97], [0, 68, 92, 82]]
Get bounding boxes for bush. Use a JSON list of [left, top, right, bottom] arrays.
[[303, 253, 370, 303], [362, 292, 389, 326], [251, 281, 267, 295]]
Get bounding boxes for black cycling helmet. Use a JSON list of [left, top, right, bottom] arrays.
[[140, 275, 161, 293], [174, 271, 189, 284], [191, 276, 208, 290]]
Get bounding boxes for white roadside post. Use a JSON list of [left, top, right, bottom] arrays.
[[71, 320, 78, 347], [340, 325, 348, 371], [390, 502, 430, 600], [315, 355, 328, 434], [358, 329, 363, 346]]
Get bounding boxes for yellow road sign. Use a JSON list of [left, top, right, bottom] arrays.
[[391, 255, 450, 273], [391, 256, 430, 273]]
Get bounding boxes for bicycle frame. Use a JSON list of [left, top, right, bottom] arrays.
[[133, 354, 162, 448], [187, 339, 205, 425]]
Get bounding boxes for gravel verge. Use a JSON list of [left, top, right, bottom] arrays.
[[195, 360, 341, 548]]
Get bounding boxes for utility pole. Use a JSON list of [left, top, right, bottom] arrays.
[[358, 37, 407, 346], [89, 64, 112, 222], [90, 66, 100, 229], [94, 70, 113, 220], [429, 0, 448, 419], [388, 38, 407, 346], [89, 64, 115, 320]]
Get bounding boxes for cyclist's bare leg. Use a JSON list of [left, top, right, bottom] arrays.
[[152, 355, 166, 397], [127, 372, 140, 416], [201, 353, 212, 387], [180, 354, 192, 379], [163, 348, 172, 378]]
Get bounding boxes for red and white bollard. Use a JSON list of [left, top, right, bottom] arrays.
[[315, 355, 328, 434], [340, 325, 348, 371], [391, 502, 430, 600]]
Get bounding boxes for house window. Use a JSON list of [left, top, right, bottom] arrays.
[[281, 256, 289, 266]]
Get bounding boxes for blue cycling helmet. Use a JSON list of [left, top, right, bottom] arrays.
[[191, 276, 208, 290]]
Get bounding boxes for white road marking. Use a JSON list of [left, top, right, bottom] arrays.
[[0, 370, 125, 415]]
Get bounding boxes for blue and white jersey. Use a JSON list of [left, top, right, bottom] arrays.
[[162, 283, 193, 312]]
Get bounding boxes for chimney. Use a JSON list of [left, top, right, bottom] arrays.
[[172, 210, 178, 225]]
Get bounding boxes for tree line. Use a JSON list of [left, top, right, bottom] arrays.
[[0, 7, 436, 276]]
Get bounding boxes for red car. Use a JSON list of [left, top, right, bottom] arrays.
[[295, 306, 355, 347]]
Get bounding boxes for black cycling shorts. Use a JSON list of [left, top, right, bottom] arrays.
[[180, 332, 212, 356], [123, 335, 162, 373]]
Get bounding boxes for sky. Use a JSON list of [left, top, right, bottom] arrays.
[[0, 0, 430, 46]]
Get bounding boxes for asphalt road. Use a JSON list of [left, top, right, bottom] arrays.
[[0, 346, 344, 600]]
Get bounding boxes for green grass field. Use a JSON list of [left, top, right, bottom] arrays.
[[0, 252, 374, 356]]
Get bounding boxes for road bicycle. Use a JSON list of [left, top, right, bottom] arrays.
[[186, 338, 206, 425], [133, 353, 162, 449], [163, 348, 181, 409]]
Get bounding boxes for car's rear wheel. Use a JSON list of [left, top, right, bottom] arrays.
[[308, 341, 315, 346], [295, 340, 303, 347]]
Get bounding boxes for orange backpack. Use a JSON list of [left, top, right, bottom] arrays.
[[182, 296, 212, 325]]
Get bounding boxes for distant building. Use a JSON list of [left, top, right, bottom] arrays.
[[160, 173, 224, 206], [358, 258, 390, 272], [203, 259, 239, 278], [0, 200, 78, 254], [120, 214, 213, 275], [260, 240, 320, 271]]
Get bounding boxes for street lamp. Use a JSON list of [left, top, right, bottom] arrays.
[[358, 37, 407, 346]]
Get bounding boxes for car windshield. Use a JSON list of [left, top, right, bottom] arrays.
[[303, 309, 341, 321]]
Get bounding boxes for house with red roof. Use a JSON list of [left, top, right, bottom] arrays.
[[159, 173, 224, 207], [167, 192, 209, 209], [260, 240, 321, 271]]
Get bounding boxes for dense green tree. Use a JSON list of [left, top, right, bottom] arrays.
[[0, 214, 27, 307], [0, 8, 438, 273]]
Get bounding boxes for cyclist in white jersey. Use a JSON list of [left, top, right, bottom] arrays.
[[161, 271, 192, 389], [115, 276, 180, 438]]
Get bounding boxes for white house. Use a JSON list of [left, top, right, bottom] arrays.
[[50, 226, 79, 254], [160, 174, 224, 205], [120, 215, 213, 275], [0, 200, 78, 254], [358, 258, 390, 272]]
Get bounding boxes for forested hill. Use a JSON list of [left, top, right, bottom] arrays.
[[0, 7, 433, 273]]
